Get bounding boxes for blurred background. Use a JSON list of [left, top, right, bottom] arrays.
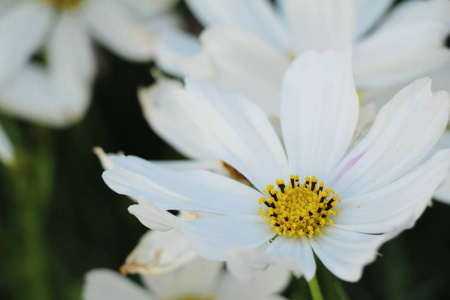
[[0, 1, 449, 300]]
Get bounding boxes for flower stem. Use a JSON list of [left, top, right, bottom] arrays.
[[307, 276, 324, 300]]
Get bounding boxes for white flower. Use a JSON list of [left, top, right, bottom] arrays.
[[103, 50, 450, 282], [143, 0, 449, 171], [120, 211, 199, 276], [84, 258, 290, 300], [0, 0, 177, 127], [156, 0, 450, 88]]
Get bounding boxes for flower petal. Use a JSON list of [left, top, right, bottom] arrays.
[[332, 78, 449, 197], [0, 2, 53, 86], [335, 149, 450, 233], [266, 236, 316, 280], [138, 78, 215, 159], [354, 0, 394, 38], [177, 215, 273, 261], [216, 264, 290, 300], [142, 257, 221, 298], [310, 227, 385, 282], [103, 155, 262, 215], [0, 123, 13, 165], [82, 0, 155, 61], [47, 12, 96, 87], [121, 229, 197, 275], [83, 269, 153, 300], [173, 80, 288, 191], [281, 49, 359, 181], [185, 0, 289, 52], [128, 199, 177, 231], [181, 26, 289, 117], [353, 0, 450, 89], [431, 131, 450, 203], [0, 64, 90, 126], [154, 29, 202, 76], [282, 0, 354, 53]]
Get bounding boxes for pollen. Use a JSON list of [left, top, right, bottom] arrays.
[[258, 175, 340, 239], [44, 0, 82, 10]]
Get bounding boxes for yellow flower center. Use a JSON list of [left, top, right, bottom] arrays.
[[258, 175, 340, 238], [44, 0, 82, 10]]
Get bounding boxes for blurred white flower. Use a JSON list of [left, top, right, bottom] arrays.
[[0, 0, 178, 127], [84, 257, 290, 300], [153, 0, 449, 103], [103, 50, 450, 282], [120, 211, 199, 276]]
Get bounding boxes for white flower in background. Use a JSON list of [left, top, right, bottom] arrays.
[[0, 0, 177, 126], [0, 0, 178, 165], [120, 211, 199, 276], [155, 0, 450, 90], [104, 50, 450, 282], [84, 258, 290, 299]]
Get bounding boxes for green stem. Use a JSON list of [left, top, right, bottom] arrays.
[[308, 276, 324, 300], [4, 124, 54, 300]]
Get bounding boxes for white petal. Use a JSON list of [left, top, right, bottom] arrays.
[[178, 216, 273, 261], [0, 13, 95, 126], [332, 78, 449, 197], [128, 199, 177, 231], [154, 30, 202, 76], [281, 49, 359, 182], [283, 0, 354, 53], [0, 2, 53, 86], [104, 155, 262, 215], [310, 227, 385, 282], [353, 0, 450, 89], [142, 257, 221, 298], [82, 0, 155, 61], [152, 160, 224, 174], [181, 26, 289, 117], [138, 78, 214, 159], [266, 236, 316, 280], [121, 229, 196, 275], [335, 149, 450, 233], [0, 123, 13, 165], [0, 64, 90, 127], [430, 131, 450, 203], [216, 264, 290, 300], [112, 0, 178, 19], [185, 0, 289, 52], [174, 80, 288, 191], [83, 269, 152, 300], [354, 0, 394, 38], [47, 13, 96, 87]]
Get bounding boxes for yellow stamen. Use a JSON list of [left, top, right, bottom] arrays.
[[44, 0, 82, 10], [258, 175, 340, 239]]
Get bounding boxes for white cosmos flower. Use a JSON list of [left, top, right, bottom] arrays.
[[142, 0, 449, 173], [0, 0, 177, 127], [155, 0, 450, 88], [103, 50, 450, 282], [84, 257, 290, 300]]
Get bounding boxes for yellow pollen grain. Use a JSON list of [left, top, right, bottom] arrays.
[[258, 175, 340, 239], [44, 0, 82, 10]]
